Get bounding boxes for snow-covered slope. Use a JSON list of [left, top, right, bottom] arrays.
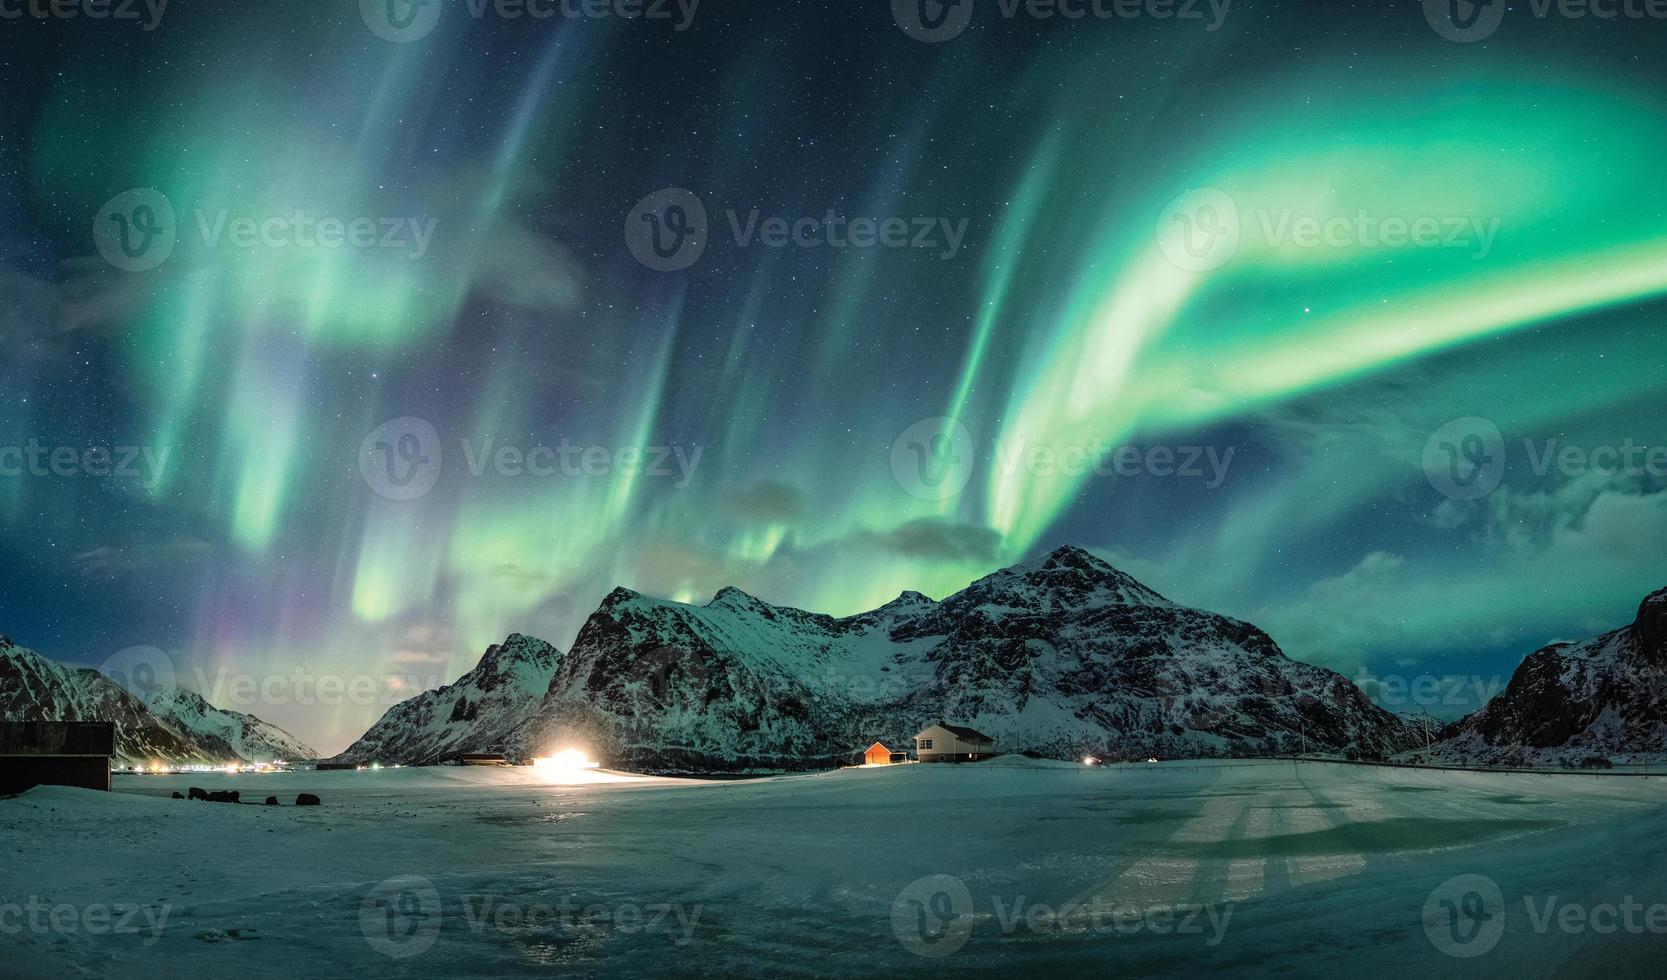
[[490, 546, 1414, 772], [1424, 586, 1667, 766], [0, 634, 313, 765], [146, 689, 318, 763], [331, 633, 561, 765], [0, 635, 212, 764]]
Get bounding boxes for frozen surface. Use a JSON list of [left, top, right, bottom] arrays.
[[3, 760, 1666, 978]]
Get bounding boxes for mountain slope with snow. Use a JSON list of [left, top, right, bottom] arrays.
[[0, 634, 315, 765], [491, 546, 1416, 771], [146, 689, 318, 763], [0, 635, 213, 764], [332, 633, 561, 765], [1425, 586, 1667, 765]]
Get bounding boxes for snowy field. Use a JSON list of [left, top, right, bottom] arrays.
[[4, 759, 1667, 978]]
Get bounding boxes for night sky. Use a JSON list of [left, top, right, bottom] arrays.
[[3, 1, 1666, 751]]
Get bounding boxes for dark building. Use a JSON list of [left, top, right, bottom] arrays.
[[457, 753, 509, 766], [0, 722, 116, 795]]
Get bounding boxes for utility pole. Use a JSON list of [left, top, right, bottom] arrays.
[[1411, 709, 1434, 751]]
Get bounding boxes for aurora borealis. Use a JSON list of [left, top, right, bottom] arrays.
[[3, 2, 1666, 751]]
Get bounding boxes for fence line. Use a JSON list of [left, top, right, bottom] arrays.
[[1104, 756, 1656, 778]]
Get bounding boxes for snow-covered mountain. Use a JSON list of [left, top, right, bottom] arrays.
[[332, 633, 561, 765], [0, 635, 213, 763], [505, 546, 1415, 770], [1423, 586, 1667, 766], [0, 634, 310, 765], [344, 547, 1414, 771], [146, 689, 317, 763]]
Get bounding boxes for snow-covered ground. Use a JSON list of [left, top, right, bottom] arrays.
[[3, 759, 1667, 978]]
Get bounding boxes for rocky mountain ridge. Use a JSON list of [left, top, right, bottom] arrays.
[[0, 635, 316, 765], [342, 547, 1419, 771], [1425, 586, 1667, 766]]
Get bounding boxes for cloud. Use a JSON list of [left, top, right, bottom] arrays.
[[1256, 479, 1667, 671], [0, 249, 134, 373], [386, 622, 455, 674], [72, 536, 214, 580], [0, 265, 61, 365], [1252, 551, 1411, 672], [468, 216, 585, 313], [716, 481, 812, 525], [860, 518, 1003, 563]]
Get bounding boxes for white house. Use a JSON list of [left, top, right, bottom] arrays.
[[913, 723, 997, 763]]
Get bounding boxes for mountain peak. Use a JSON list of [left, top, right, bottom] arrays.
[[1042, 544, 1109, 568], [480, 633, 559, 671], [710, 586, 767, 610], [0, 635, 38, 663], [149, 688, 209, 709], [1000, 544, 1116, 578], [1636, 586, 1667, 651], [864, 590, 936, 619], [600, 586, 643, 609], [965, 544, 1170, 607]]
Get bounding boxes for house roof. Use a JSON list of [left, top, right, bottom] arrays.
[[865, 742, 891, 752], [0, 721, 116, 756], [917, 723, 995, 744]]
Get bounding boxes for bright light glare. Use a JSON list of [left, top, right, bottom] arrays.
[[533, 749, 599, 775]]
